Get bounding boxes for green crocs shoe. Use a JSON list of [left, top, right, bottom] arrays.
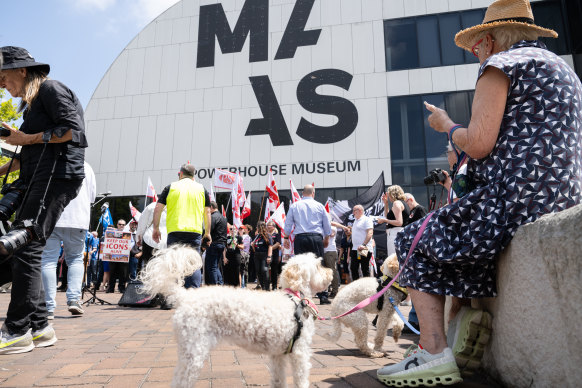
[[447, 307, 492, 376], [377, 346, 462, 387]]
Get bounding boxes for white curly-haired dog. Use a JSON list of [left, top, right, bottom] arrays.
[[325, 254, 406, 357], [140, 245, 333, 388]]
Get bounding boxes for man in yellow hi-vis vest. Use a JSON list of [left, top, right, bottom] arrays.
[[152, 164, 211, 288]]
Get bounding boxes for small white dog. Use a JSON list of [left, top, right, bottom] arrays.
[[140, 245, 333, 388], [325, 254, 406, 357]]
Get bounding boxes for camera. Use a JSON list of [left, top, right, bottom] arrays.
[[0, 128, 11, 137], [424, 168, 447, 185], [0, 179, 27, 221], [0, 219, 44, 258]]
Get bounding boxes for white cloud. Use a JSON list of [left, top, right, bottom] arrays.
[[74, 0, 117, 11]]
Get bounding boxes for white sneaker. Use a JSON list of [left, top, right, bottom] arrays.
[[32, 325, 57, 348], [377, 346, 462, 387], [0, 325, 34, 355]]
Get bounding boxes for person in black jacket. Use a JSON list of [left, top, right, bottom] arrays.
[[223, 226, 243, 286], [205, 202, 227, 285], [0, 47, 87, 354], [251, 221, 272, 291]]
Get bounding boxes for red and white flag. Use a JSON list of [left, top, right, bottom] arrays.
[[214, 168, 237, 190], [269, 202, 286, 230], [264, 199, 270, 222], [241, 192, 251, 220], [129, 201, 141, 222], [222, 205, 226, 217], [266, 169, 279, 211], [324, 200, 330, 213], [235, 175, 246, 205], [231, 175, 243, 229], [146, 177, 158, 202], [290, 179, 301, 203]]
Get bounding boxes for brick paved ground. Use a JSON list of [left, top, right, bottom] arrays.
[[0, 288, 500, 387]]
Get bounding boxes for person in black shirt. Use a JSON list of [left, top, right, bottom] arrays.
[[405, 193, 428, 224], [0, 47, 87, 353], [251, 221, 272, 291], [206, 202, 227, 285], [266, 220, 282, 291], [338, 229, 352, 284], [224, 226, 243, 286], [378, 185, 411, 256]]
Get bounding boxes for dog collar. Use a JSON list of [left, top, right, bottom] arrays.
[[283, 288, 319, 315], [376, 275, 408, 311]]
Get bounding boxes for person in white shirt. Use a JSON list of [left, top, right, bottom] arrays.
[[41, 161, 96, 318], [349, 204, 373, 281], [136, 201, 167, 274]]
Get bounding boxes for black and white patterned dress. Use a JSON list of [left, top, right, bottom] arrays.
[[395, 41, 582, 298]]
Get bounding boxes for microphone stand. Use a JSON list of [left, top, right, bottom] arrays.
[[82, 194, 113, 306]]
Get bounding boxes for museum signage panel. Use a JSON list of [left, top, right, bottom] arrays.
[[85, 0, 393, 195]]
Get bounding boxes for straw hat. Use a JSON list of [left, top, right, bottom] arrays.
[[455, 0, 557, 51]]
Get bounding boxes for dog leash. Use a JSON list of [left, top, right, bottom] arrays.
[[316, 212, 434, 321], [389, 296, 421, 335]]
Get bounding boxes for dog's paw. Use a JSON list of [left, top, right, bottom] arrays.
[[369, 350, 386, 358]]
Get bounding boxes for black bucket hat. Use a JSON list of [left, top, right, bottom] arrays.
[[0, 46, 50, 75]]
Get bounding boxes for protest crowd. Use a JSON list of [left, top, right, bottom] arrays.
[[0, 0, 581, 386]]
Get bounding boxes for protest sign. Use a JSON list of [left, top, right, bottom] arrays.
[[102, 227, 131, 263]]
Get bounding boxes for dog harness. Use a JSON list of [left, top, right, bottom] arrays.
[[283, 289, 319, 354], [376, 275, 408, 311]]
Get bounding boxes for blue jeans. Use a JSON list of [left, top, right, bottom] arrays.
[[129, 256, 139, 280], [167, 231, 202, 288], [41, 227, 86, 312], [204, 243, 224, 285], [87, 258, 98, 285]]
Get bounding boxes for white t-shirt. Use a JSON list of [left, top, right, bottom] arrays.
[[55, 161, 96, 230], [324, 225, 337, 253], [351, 215, 374, 249]]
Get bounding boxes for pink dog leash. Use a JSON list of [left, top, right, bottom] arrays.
[[317, 212, 434, 321]]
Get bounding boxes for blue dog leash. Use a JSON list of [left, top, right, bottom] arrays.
[[389, 296, 421, 335]]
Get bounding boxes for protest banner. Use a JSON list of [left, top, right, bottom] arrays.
[[102, 227, 132, 263]]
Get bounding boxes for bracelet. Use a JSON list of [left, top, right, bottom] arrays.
[[267, 256, 272, 258], [448, 124, 462, 140]]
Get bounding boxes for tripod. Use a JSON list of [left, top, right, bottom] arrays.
[[82, 195, 112, 306]]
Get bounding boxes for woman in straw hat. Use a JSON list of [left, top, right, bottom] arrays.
[[377, 0, 581, 385], [0, 47, 87, 354]]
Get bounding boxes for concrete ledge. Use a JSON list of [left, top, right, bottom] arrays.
[[475, 204, 582, 387]]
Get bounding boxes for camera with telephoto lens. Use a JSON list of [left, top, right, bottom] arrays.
[[0, 179, 27, 221], [423, 168, 447, 185], [0, 219, 44, 258]]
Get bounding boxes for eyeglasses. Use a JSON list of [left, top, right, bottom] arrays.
[[471, 38, 484, 57]]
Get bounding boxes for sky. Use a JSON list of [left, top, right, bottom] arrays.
[[2, 0, 180, 109]]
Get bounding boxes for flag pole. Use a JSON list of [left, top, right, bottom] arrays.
[[258, 188, 267, 221]]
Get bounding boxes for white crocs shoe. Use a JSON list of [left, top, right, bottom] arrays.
[[377, 346, 462, 387]]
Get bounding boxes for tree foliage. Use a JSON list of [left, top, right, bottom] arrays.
[[0, 89, 22, 191]]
